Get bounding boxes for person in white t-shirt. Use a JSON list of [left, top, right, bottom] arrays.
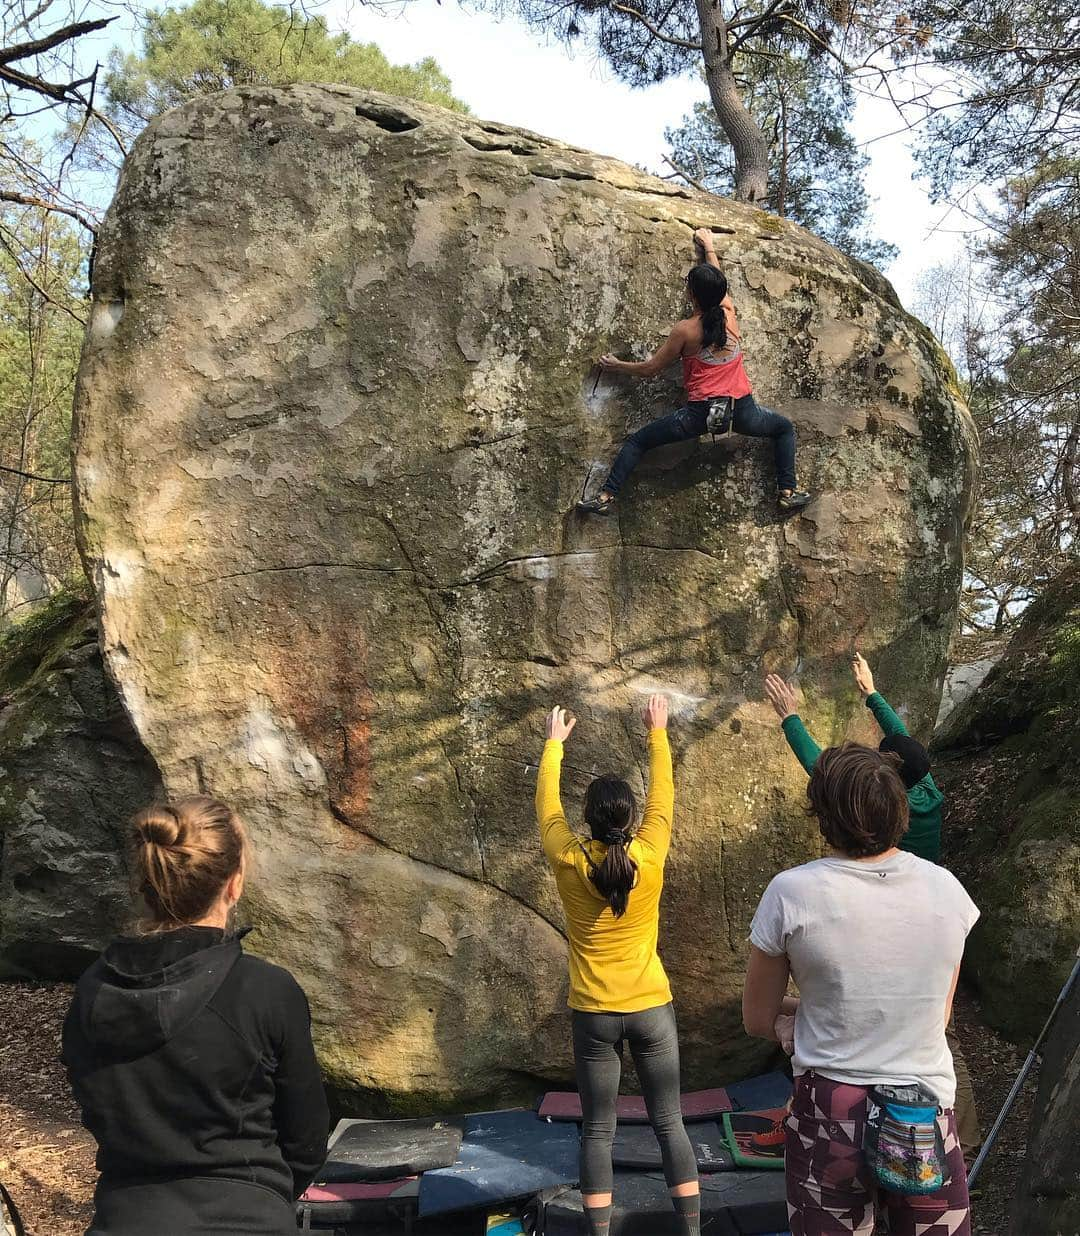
[[742, 741, 979, 1236]]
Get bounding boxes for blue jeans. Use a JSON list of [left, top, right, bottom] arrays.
[[603, 395, 797, 495]]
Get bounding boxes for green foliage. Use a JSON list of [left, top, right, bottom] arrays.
[[103, 0, 465, 138], [0, 576, 93, 696], [666, 51, 896, 266], [0, 199, 87, 619]]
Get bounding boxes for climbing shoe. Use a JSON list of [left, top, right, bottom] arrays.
[[749, 1115, 787, 1157], [577, 494, 615, 516], [777, 489, 812, 511]]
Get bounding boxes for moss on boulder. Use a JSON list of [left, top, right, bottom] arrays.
[[0, 585, 163, 977], [934, 564, 1080, 1043]]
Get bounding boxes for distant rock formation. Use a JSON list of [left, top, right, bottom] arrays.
[[72, 86, 976, 1106]]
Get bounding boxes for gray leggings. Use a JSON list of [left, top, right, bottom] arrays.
[[572, 1002, 699, 1195]]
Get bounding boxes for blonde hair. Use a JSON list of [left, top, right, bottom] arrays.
[[131, 796, 247, 929]]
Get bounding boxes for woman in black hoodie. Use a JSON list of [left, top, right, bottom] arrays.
[[63, 796, 330, 1236]]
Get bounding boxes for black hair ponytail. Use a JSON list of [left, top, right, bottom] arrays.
[[687, 263, 729, 353], [583, 775, 638, 918]]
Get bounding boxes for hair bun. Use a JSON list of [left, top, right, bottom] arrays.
[[136, 806, 182, 848]]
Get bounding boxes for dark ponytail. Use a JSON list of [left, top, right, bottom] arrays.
[[687, 263, 728, 353], [583, 776, 638, 918]]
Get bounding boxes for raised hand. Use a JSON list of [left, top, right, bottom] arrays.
[[545, 705, 577, 742], [693, 227, 714, 255], [764, 673, 799, 721], [851, 653, 875, 699], [643, 693, 669, 732]]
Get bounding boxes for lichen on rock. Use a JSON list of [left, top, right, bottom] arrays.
[[72, 85, 977, 1106]]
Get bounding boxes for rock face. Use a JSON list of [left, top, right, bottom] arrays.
[[0, 590, 162, 978], [935, 565, 1079, 1043], [1011, 962, 1080, 1235], [73, 86, 976, 1107]]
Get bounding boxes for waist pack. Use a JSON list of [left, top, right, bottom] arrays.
[[706, 397, 734, 436], [864, 1084, 950, 1195]]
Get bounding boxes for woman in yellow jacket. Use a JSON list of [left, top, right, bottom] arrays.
[[536, 695, 700, 1236]]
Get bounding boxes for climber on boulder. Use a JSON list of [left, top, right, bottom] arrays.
[[578, 227, 812, 516]]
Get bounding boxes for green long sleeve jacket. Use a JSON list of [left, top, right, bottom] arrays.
[[780, 691, 944, 862]]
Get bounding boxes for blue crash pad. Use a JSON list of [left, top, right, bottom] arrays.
[[726, 1071, 793, 1113], [418, 1109, 579, 1218]]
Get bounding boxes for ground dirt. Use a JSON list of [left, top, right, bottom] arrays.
[[0, 979, 1037, 1236]]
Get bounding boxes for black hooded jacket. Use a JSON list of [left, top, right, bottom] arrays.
[[62, 926, 330, 1236]]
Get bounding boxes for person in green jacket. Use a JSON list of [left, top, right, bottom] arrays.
[[763, 653, 944, 862]]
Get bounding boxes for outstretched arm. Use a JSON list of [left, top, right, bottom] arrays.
[[694, 228, 741, 343], [635, 694, 674, 861], [536, 706, 578, 863], [765, 674, 821, 775], [852, 653, 908, 737], [600, 320, 690, 380]]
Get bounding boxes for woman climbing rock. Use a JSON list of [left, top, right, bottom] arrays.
[[578, 227, 812, 515], [535, 695, 700, 1236]]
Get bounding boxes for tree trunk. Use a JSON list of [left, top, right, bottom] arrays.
[[694, 0, 769, 202], [777, 90, 789, 217]]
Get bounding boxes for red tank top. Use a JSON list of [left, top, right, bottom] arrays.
[[682, 343, 753, 402]]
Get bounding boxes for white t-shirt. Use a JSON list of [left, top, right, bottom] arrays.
[[749, 852, 979, 1108]]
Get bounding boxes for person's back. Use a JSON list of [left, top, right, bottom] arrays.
[[755, 852, 972, 1104], [62, 797, 329, 1236], [743, 743, 978, 1236]]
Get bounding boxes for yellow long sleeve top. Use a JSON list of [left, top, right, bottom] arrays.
[[535, 729, 675, 1014]]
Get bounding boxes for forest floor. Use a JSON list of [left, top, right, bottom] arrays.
[[0, 980, 1037, 1236]]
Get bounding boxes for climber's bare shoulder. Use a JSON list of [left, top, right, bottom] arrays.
[[676, 315, 703, 356]]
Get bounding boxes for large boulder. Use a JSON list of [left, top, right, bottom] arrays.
[[0, 588, 162, 978], [935, 564, 1080, 1043], [72, 86, 977, 1107]]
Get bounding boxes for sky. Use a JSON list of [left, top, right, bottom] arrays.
[[327, 0, 972, 307]]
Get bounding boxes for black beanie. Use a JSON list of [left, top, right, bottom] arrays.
[[879, 733, 931, 789]]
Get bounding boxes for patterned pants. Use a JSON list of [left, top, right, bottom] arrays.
[[785, 1072, 971, 1235]]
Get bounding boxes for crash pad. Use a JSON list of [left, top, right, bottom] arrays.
[[612, 1122, 735, 1172], [725, 1072, 793, 1113], [539, 1088, 734, 1124], [295, 1176, 419, 1229], [418, 1109, 579, 1218], [720, 1110, 788, 1170], [316, 1116, 463, 1183], [541, 1168, 788, 1234]]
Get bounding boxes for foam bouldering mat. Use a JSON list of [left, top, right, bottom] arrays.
[[720, 1110, 787, 1170], [539, 1088, 734, 1123], [296, 1176, 419, 1228], [316, 1116, 464, 1183], [418, 1109, 579, 1218], [725, 1072, 793, 1113], [612, 1122, 735, 1172], [541, 1168, 788, 1234]]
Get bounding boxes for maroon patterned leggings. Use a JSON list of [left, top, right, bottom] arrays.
[[785, 1072, 971, 1236]]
